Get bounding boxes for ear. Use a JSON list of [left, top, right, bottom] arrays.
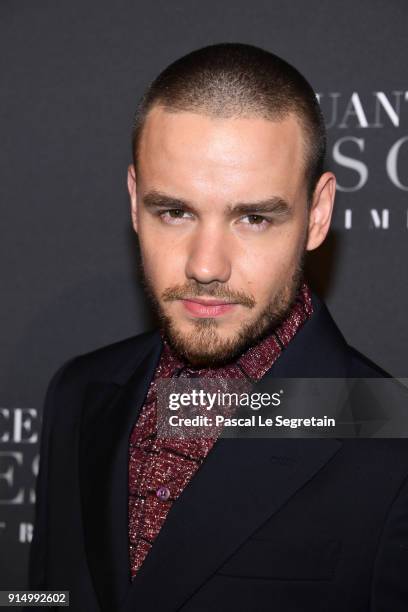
[[306, 171, 336, 251], [127, 164, 138, 233]]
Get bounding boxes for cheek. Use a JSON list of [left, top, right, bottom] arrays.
[[236, 229, 303, 294], [138, 227, 186, 289]]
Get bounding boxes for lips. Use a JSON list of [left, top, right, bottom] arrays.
[[181, 298, 237, 318]]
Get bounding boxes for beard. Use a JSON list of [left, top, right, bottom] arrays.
[[140, 251, 306, 369]]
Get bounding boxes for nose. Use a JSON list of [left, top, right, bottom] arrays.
[[185, 224, 231, 285]]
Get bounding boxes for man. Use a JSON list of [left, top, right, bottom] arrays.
[[28, 44, 408, 611]]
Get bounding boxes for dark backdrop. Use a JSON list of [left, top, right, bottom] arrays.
[[1, 0, 407, 590]]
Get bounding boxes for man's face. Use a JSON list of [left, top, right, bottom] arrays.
[[129, 107, 331, 367]]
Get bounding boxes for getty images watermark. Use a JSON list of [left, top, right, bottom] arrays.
[[167, 386, 335, 430], [155, 378, 408, 439]]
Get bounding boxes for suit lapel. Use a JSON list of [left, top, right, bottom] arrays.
[[121, 436, 342, 612], [270, 292, 350, 378], [79, 337, 162, 612]]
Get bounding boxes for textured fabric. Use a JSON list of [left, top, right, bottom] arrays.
[[128, 281, 313, 578]]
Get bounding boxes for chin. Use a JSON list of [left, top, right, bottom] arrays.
[[163, 321, 256, 368]]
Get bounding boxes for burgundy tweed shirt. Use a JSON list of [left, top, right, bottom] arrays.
[[128, 281, 313, 579]]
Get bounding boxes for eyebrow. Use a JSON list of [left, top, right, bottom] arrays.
[[143, 190, 292, 218]]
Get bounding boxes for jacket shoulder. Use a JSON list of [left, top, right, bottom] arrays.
[[54, 329, 162, 387], [346, 345, 391, 378]]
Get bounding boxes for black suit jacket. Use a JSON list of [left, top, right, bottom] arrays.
[[27, 293, 408, 611]]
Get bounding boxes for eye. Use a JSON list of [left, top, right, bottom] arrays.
[[239, 214, 271, 230], [159, 209, 194, 224]]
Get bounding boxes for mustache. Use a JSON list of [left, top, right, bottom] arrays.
[[161, 282, 256, 309]]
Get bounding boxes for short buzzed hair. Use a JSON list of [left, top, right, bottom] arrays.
[[132, 43, 326, 203]]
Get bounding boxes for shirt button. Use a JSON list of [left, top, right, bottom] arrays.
[[156, 486, 170, 501]]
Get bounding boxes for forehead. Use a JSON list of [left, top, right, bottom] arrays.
[[137, 106, 307, 202]]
